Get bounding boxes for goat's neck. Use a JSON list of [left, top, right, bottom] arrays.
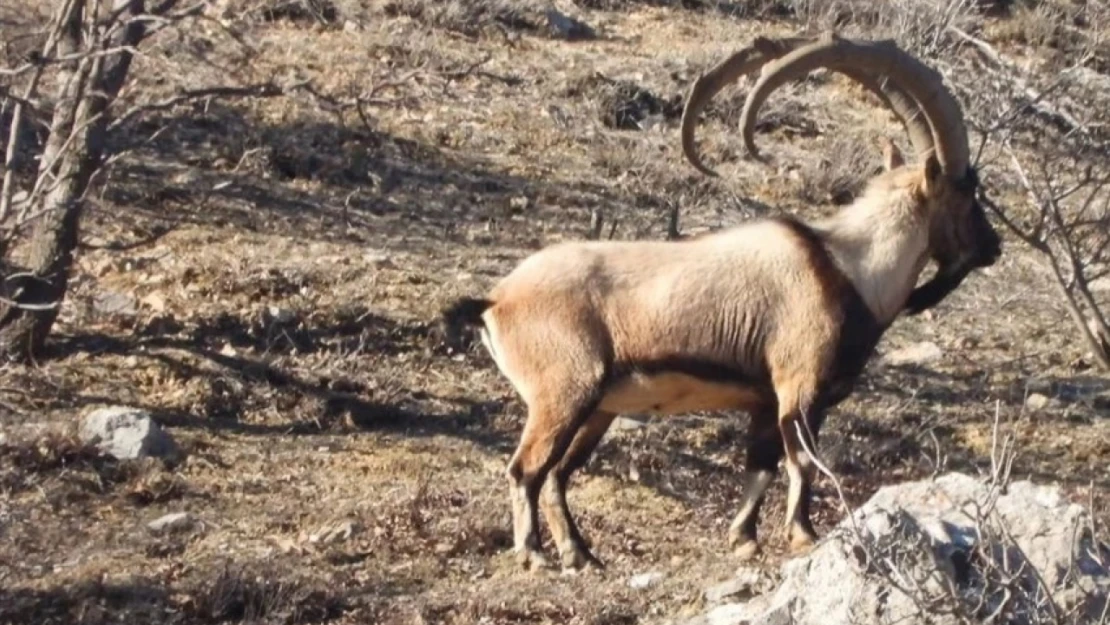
[[815, 201, 931, 326]]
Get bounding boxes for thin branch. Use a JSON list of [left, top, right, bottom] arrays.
[[0, 44, 143, 78], [106, 80, 293, 132], [0, 294, 60, 311]]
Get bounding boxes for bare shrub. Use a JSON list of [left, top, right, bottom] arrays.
[[207, 0, 343, 25], [951, 22, 1110, 370], [0, 0, 408, 362], [788, 0, 981, 57], [0, 430, 101, 491], [0, 427, 186, 505], [563, 73, 683, 130], [989, 0, 1070, 47], [187, 565, 348, 623]]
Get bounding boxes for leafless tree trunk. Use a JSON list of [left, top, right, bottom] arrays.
[[0, 0, 167, 362]]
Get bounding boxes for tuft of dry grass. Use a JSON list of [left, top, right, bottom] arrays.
[[185, 565, 349, 624], [0, 566, 351, 625], [0, 428, 190, 506]]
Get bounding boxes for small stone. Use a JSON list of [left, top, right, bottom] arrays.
[[147, 512, 194, 534], [509, 195, 529, 212], [364, 251, 395, 269], [750, 601, 793, 625], [267, 306, 297, 325], [628, 571, 665, 589], [1025, 392, 1051, 411], [613, 416, 648, 430], [705, 578, 751, 603], [92, 290, 137, 316], [704, 602, 755, 625], [172, 170, 202, 185], [311, 520, 359, 544], [79, 406, 179, 461], [637, 113, 665, 132], [545, 8, 595, 41], [883, 341, 943, 366], [706, 567, 763, 603]]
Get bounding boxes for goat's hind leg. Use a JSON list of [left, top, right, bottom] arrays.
[[541, 411, 615, 572], [507, 393, 600, 572]]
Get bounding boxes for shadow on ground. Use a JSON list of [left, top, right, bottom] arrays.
[[91, 102, 664, 254], [0, 561, 384, 625], [42, 320, 513, 453]]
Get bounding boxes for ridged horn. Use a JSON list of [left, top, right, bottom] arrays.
[[679, 36, 814, 177], [739, 33, 969, 176]]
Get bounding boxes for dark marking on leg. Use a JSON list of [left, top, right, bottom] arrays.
[[541, 411, 615, 571], [729, 408, 781, 560], [507, 391, 604, 571]]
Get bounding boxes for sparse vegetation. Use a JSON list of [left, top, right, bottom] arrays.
[[1, 0, 1108, 622]]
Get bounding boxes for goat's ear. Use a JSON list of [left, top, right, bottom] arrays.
[[881, 138, 903, 172], [920, 153, 943, 196]]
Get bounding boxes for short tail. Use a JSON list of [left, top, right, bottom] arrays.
[[440, 297, 494, 353]]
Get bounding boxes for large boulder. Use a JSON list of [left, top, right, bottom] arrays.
[[79, 406, 181, 462], [679, 473, 1108, 625]]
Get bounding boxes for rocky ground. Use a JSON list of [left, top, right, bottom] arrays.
[[1, 0, 1108, 623]]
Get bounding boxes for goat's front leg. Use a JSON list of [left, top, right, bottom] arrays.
[[778, 403, 826, 555], [540, 411, 614, 572], [728, 407, 782, 560]]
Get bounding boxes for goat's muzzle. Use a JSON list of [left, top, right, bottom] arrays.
[[970, 198, 1002, 268]]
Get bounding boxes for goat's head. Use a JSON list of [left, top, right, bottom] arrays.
[[680, 33, 1002, 301], [923, 164, 1002, 274]]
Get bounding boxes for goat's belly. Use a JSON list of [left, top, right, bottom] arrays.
[[597, 372, 764, 415]]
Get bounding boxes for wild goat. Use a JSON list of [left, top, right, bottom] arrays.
[[441, 33, 1002, 572]]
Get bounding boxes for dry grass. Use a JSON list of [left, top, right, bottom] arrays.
[[1, 0, 1109, 623]]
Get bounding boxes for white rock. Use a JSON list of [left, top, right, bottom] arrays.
[[674, 472, 1108, 625], [79, 406, 179, 461], [92, 290, 137, 316], [704, 602, 754, 625], [266, 306, 297, 325], [705, 568, 762, 603], [1025, 392, 1052, 411], [883, 341, 943, 366], [147, 512, 194, 533], [628, 571, 666, 589], [613, 416, 648, 430], [364, 251, 395, 269], [311, 519, 359, 544], [544, 8, 595, 40]]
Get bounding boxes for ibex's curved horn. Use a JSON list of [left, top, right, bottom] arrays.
[[739, 33, 969, 176], [679, 36, 814, 177]]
